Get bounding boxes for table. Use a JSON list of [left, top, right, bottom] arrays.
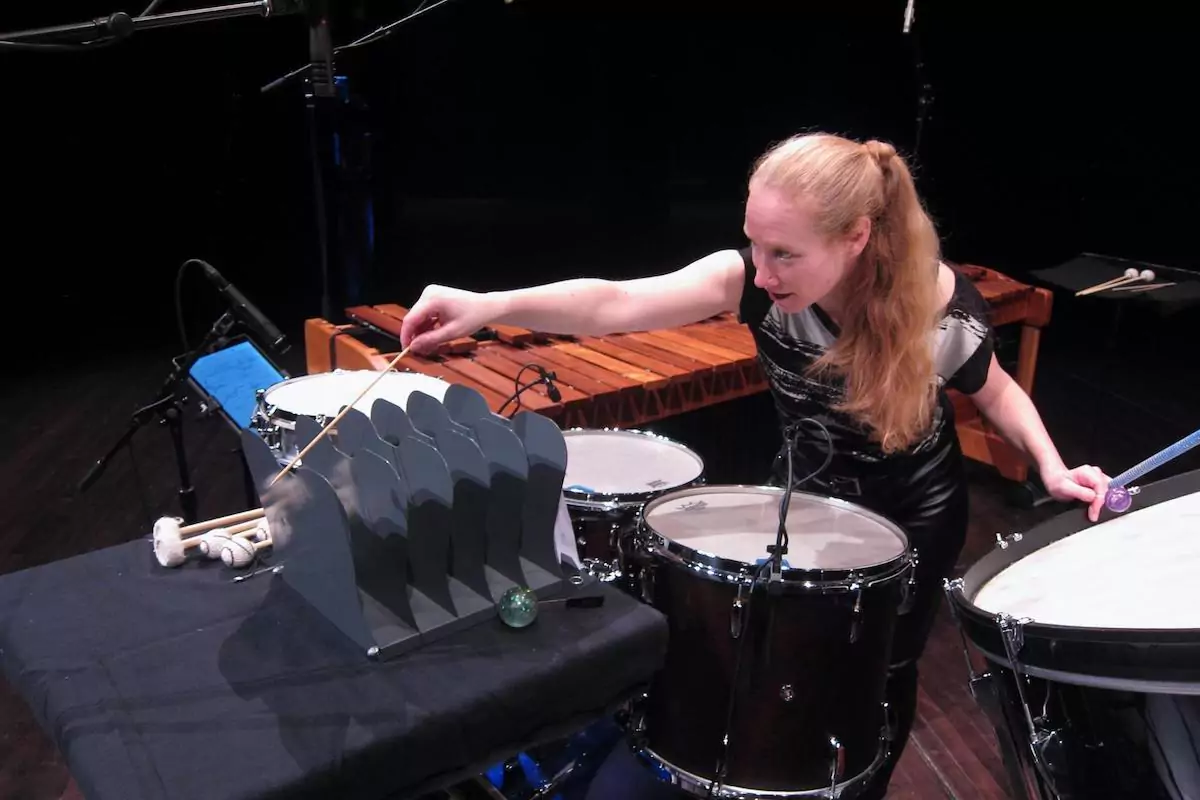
[[0, 539, 666, 800]]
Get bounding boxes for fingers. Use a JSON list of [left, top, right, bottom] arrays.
[[1070, 464, 1110, 522], [400, 302, 437, 350]]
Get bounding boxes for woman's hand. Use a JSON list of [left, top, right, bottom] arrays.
[[1041, 463, 1111, 522], [400, 285, 500, 353]]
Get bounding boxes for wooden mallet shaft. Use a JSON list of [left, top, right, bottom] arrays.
[[269, 346, 412, 486], [179, 507, 264, 537]]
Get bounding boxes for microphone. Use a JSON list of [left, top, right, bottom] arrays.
[[541, 369, 562, 402], [197, 261, 289, 353]]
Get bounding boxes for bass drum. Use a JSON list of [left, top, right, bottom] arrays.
[[945, 468, 1200, 800], [628, 485, 915, 798]]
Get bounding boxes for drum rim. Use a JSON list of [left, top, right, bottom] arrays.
[[946, 468, 1200, 685], [639, 483, 912, 585], [560, 427, 706, 508], [258, 369, 450, 422]]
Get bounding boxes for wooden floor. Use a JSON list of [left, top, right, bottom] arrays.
[[0, 346, 1064, 800]]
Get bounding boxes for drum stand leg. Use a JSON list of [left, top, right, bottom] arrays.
[[996, 615, 1073, 800], [943, 580, 1052, 800]]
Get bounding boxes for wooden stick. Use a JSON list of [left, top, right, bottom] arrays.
[[1111, 282, 1176, 293], [178, 507, 264, 537], [1077, 275, 1141, 295], [1076, 269, 1137, 296], [270, 346, 412, 485]]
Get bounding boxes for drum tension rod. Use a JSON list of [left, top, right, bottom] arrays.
[[942, 579, 988, 700]]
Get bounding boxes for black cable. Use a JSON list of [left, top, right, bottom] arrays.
[[175, 259, 197, 351], [497, 364, 558, 417]]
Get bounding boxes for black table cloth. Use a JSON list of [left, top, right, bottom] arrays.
[[0, 540, 667, 800]]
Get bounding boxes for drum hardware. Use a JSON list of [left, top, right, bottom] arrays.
[[848, 577, 864, 643], [997, 614, 1072, 799], [942, 578, 993, 704], [897, 547, 919, 614], [827, 736, 846, 798], [730, 582, 748, 639], [995, 532, 1024, 549]]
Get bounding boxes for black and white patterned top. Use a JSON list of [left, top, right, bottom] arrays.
[[736, 247, 995, 469]]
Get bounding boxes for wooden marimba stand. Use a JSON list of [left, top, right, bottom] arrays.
[[302, 262, 1052, 489]]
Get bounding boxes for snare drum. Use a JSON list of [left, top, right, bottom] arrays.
[[561, 428, 705, 576], [630, 485, 914, 798], [252, 370, 451, 458], [945, 469, 1200, 800]]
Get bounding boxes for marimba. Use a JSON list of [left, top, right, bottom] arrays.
[[303, 262, 1052, 483]]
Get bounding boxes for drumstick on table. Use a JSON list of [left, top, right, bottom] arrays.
[[1076, 267, 1138, 296], [1077, 269, 1154, 296], [1110, 281, 1176, 293], [269, 346, 412, 486]]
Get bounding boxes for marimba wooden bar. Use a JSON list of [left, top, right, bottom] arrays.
[[304, 263, 1052, 483]]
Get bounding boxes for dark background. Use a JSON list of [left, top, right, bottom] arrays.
[[2, 0, 1197, 548]]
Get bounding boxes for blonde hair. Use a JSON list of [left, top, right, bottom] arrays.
[[749, 132, 943, 454]]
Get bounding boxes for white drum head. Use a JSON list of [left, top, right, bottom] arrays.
[[563, 429, 704, 496], [973, 491, 1200, 629], [264, 370, 451, 418], [644, 487, 908, 572]]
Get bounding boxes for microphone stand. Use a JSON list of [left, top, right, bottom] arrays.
[[298, 0, 374, 323], [77, 312, 237, 524], [0, 2, 273, 46]]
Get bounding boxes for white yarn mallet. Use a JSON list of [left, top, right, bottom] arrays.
[[197, 518, 271, 560], [221, 536, 273, 568]]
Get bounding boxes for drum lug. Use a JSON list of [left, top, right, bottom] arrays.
[[826, 735, 845, 799], [730, 583, 748, 639], [899, 547, 919, 614], [848, 579, 863, 644], [639, 563, 655, 605]]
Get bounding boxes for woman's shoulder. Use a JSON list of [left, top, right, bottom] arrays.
[[940, 263, 992, 325]]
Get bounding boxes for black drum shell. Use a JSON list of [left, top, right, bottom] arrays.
[[633, 485, 913, 793], [948, 469, 1200, 690]]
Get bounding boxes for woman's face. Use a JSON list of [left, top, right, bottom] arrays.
[[743, 184, 867, 315]]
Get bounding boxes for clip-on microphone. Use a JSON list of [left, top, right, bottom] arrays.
[[540, 368, 562, 402]]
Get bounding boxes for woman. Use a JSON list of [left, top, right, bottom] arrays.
[[400, 132, 1110, 797]]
